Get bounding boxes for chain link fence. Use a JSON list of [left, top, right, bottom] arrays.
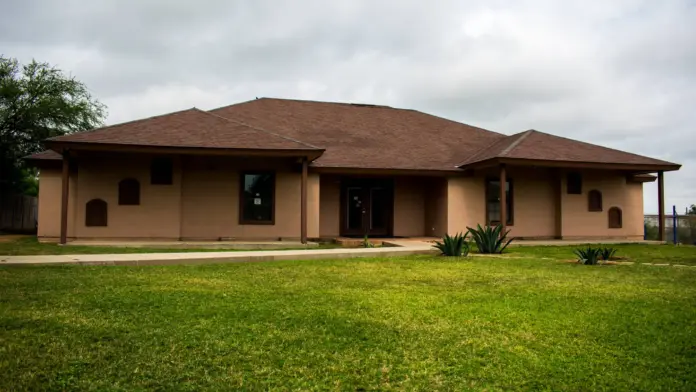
[[644, 214, 696, 245]]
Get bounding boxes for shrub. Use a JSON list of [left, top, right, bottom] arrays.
[[599, 247, 618, 261], [433, 232, 470, 257], [574, 246, 603, 265], [466, 224, 515, 254], [362, 235, 375, 248]]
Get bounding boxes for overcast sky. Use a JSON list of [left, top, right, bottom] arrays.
[[2, 0, 694, 214]]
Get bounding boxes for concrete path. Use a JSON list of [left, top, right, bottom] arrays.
[[0, 241, 435, 267], [67, 240, 318, 250]]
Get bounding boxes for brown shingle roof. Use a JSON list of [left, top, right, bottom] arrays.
[[47, 108, 322, 152], [37, 98, 680, 172], [210, 98, 505, 171], [458, 129, 680, 169], [25, 150, 62, 160]]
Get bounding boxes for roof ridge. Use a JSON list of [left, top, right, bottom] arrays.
[[499, 129, 535, 157], [208, 97, 396, 112], [47, 107, 198, 141], [202, 109, 323, 150], [210, 97, 505, 137]]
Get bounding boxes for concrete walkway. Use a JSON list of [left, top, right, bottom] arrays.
[[67, 240, 318, 250], [0, 240, 435, 266]]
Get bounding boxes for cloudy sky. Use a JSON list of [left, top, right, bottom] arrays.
[[2, 0, 694, 213]]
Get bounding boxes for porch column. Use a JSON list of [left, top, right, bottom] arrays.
[[300, 157, 308, 244], [59, 150, 70, 245], [499, 164, 507, 236], [658, 170, 665, 242]]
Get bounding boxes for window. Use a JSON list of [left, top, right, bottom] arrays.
[[85, 199, 108, 227], [567, 172, 582, 194], [239, 172, 275, 224], [608, 207, 622, 229], [485, 178, 513, 226], [118, 178, 140, 205], [588, 190, 602, 212], [151, 157, 173, 185]]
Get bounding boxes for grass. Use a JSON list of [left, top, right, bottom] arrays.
[[508, 243, 696, 266], [1, 254, 695, 390], [0, 237, 340, 256]]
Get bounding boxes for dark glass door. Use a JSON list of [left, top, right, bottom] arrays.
[[341, 179, 393, 237]]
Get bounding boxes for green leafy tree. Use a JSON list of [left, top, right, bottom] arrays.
[[687, 205, 696, 215], [0, 56, 107, 194]]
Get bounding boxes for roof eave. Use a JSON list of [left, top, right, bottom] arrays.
[[458, 157, 681, 173], [45, 140, 325, 160]]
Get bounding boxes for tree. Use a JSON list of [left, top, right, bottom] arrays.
[[0, 56, 107, 194], [687, 205, 696, 215]]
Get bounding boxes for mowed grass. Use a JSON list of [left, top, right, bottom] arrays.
[[508, 243, 696, 266], [0, 237, 339, 256], [1, 255, 695, 390]]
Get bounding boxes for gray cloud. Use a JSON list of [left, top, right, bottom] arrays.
[[2, 0, 694, 213]]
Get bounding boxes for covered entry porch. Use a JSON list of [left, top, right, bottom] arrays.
[[317, 170, 451, 239]]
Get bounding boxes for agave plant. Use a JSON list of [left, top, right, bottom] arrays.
[[432, 232, 470, 257], [574, 246, 603, 265], [599, 247, 618, 261], [466, 224, 515, 254]]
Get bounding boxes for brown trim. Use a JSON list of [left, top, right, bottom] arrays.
[[85, 199, 108, 227], [59, 151, 70, 245], [339, 178, 394, 237], [118, 178, 141, 205], [150, 157, 174, 185], [311, 166, 465, 177], [627, 174, 657, 183], [300, 158, 308, 244], [566, 172, 582, 194], [553, 169, 562, 239], [238, 171, 276, 225], [608, 207, 623, 229], [460, 157, 681, 173], [587, 190, 603, 212], [500, 164, 507, 236], [46, 141, 324, 160], [484, 175, 514, 227], [658, 171, 665, 241], [25, 158, 62, 170]]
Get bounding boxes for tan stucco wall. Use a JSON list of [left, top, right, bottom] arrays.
[[506, 168, 556, 238], [445, 168, 644, 239], [560, 171, 644, 239], [37, 168, 77, 239], [37, 155, 647, 241], [446, 176, 485, 235], [38, 154, 317, 241], [424, 178, 448, 237], [319, 175, 341, 238], [75, 155, 183, 239], [179, 156, 318, 240], [393, 177, 426, 237]]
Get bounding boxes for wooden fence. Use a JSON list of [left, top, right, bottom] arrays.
[[0, 193, 38, 233]]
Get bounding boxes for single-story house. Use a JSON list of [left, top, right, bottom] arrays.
[[27, 98, 680, 244]]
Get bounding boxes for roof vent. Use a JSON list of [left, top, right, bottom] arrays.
[[349, 103, 389, 108]]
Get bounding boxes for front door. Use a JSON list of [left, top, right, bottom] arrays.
[[341, 179, 393, 237]]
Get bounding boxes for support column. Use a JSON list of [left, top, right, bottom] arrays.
[[658, 170, 665, 242], [60, 150, 70, 245], [553, 169, 563, 239], [300, 157, 308, 244], [500, 164, 507, 236]]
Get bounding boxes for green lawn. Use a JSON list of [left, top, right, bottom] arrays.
[[0, 237, 339, 256], [508, 243, 696, 266], [1, 254, 695, 390]]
